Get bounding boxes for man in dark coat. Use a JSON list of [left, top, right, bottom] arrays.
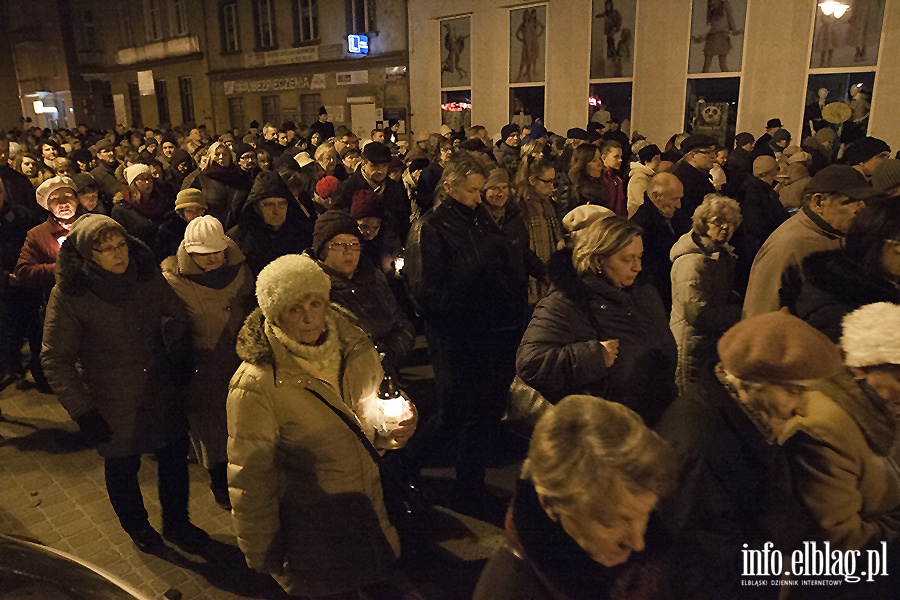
[[227, 171, 313, 275], [309, 106, 336, 142], [656, 311, 842, 599], [0, 140, 42, 228], [0, 176, 33, 389], [722, 131, 755, 198], [629, 173, 683, 311], [671, 134, 716, 235], [90, 139, 124, 213], [753, 117, 782, 150], [335, 142, 411, 240]]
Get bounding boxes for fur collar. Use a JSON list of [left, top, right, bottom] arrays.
[[55, 234, 158, 296], [236, 304, 365, 367]]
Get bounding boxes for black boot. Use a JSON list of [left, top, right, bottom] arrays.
[[209, 463, 231, 511]]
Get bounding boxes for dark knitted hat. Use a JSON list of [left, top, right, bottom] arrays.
[[350, 189, 383, 220], [718, 309, 843, 383], [843, 137, 891, 166], [312, 210, 360, 258], [501, 124, 520, 142]]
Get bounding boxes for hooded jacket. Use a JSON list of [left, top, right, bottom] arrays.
[[516, 248, 676, 425], [41, 234, 191, 458], [793, 249, 900, 343], [669, 232, 741, 395], [227, 171, 314, 275], [227, 307, 399, 597]]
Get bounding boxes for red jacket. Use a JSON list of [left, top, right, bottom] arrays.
[[15, 216, 67, 295], [601, 168, 626, 217]]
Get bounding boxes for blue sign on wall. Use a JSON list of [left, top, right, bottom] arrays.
[[348, 35, 369, 55]]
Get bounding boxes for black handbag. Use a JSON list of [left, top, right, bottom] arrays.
[[306, 389, 431, 533]]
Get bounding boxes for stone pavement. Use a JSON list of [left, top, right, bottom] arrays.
[[0, 376, 515, 599]]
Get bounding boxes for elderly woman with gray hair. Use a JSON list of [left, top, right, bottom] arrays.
[[516, 216, 677, 425], [227, 254, 416, 599], [474, 394, 675, 600], [669, 194, 743, 395]]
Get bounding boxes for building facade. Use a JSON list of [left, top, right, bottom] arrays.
[[408, 0, 900, 153], [54, 0, 410, 138]]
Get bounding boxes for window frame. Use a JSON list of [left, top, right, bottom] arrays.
[[170, 0, 189, 37], [220, 1, 240, 54], [253, 0, 278, 50], [144, 0, 164, 43], [178, 76, 194, 124], [346, 0, 375, 35], [118, 1, 135, 47], [154, 78, 170, 126], [293, 0, 320, 46]]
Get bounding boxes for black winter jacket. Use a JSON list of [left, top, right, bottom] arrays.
[[335, 167, 410, 240], [152, 211, 187, 263], [671, 161, 715, 236], [629, 196, 677, 311], [793, 249, 900, 343], [516, 248, 676, 425], [405, 196, 529, 337]]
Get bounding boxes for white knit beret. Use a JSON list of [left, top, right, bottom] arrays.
[[124, 163, 152, 185], [256, 254, 331, 323], [183, 215, 229, 254], [35, 176, 76, 210], [841, 303, 900, 368]]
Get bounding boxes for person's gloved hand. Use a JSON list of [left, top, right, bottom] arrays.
[[74, 409, 113, 446]]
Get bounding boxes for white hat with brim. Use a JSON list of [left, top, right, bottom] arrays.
[[295, 152, 315, 168]]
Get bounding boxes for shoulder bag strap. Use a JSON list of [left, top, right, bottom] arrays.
[[307, 388, 382, 465]]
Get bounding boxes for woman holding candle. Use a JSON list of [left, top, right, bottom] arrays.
[[227, 254, 416, 599]]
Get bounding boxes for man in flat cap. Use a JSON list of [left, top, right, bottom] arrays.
[[743, 164, 879, 318], [336, 141, 410, 241], [671, 133, 717, 235], [657, 310, 843, 599]]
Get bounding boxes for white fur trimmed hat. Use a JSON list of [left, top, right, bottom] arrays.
[[35, 176, 76, 210], [256, 254, 331, 323], [841, 303, 900, 367]]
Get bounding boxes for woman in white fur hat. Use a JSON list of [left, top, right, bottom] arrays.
[[161, 215, 255, 510], [227, 254, 416, 599], [110, 163, 173, 245], [782, 302, 900, 560]]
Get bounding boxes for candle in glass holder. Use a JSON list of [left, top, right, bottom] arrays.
[[380, 396, 407, 433], [394, 255, 405, 273]]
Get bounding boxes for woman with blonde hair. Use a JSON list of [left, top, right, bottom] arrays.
[[669, 194, 743, 394], [186, 141, 252, 229], [516, 155, 563, 303], [517, 216, 676, 425], [475, 394, 674, 599]]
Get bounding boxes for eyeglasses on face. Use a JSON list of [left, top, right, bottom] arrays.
[[328, 241, 362, 253], [536, 177, 557, 186], [93, 241, 128, 255], [707, 218, 734, 228]]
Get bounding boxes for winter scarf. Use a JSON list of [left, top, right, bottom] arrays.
[[204, 160, 252, 190], [120, 186, 169, 220], [266, 313, 342, 390], [83, 259, 139, 305]]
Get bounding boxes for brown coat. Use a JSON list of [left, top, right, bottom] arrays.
[[782, 371, 900, 551], [14, 216, 67, 295], [162, 242, 255, 467], [742, 207, 843, 318]]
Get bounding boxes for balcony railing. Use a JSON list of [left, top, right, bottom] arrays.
[[116, 36, 200, 65]]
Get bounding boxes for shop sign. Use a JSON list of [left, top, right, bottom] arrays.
[[243, 46, 319, 68], [348, 35, 369, 55], [224, 74, 326, 96]]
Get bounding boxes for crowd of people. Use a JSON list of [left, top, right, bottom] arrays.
[[0, 106, 898, 599]]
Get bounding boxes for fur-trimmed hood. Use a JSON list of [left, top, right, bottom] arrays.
[[55, 234, 158, 296], [235, 304, 366, 367]]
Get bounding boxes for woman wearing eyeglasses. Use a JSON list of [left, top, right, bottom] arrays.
[[516, 156, 563, 304], [312, 210, 415, 376], [669, 195, 743, 395], [42, 214, 208, 554]]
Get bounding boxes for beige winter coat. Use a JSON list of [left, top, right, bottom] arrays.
[[226, 307, 399, 597], [162, 241, 255, 467], [782, 371, 900, 551]]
